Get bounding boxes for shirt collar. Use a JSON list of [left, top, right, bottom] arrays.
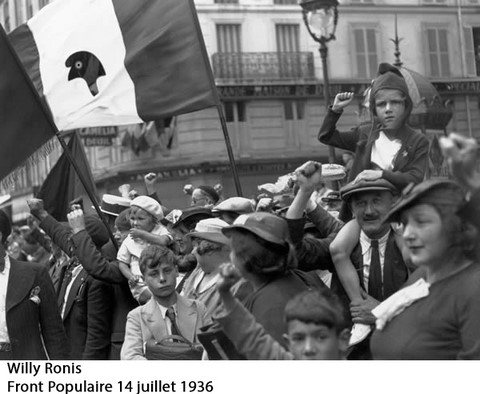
[[71, 264, 83, 278], [156, 302, 176, 319], [1, 254, 10, 275], [193, 270, 220, 293], [360, 229, 391, 256], [378, 130, 401, 144]]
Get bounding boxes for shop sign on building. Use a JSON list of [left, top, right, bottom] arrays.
[[78, 127, 118, 146], [218, 80, 480, 100]]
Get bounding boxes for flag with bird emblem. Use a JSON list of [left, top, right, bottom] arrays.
[[8, 0, 217, 131]]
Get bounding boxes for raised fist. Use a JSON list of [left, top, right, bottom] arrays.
[[332, 92, 355, 113]]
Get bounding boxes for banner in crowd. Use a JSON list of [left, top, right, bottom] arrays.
[[9, 0, 217, 131], [0, 25, 56, 188], [37, 132, 98, 222]]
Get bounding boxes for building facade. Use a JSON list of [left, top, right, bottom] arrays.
[[1, 0, 479, 220]]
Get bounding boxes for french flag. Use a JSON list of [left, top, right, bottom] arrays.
[[9, 0, 217, 131]]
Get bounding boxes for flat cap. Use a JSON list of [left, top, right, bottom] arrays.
[[212, 197, 255, 214], [340, 178, 398, 201]]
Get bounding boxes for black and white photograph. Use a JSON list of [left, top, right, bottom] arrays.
[[0, 0, 479, 392]]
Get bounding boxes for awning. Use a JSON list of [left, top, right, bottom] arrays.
[[0, 194, 11, 206]]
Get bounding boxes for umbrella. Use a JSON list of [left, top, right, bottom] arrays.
[[398, 67, 453, 131]]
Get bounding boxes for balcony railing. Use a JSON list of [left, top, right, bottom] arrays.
[[212, 52, 315, 82]]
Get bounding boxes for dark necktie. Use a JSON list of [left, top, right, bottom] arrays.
[[57, 263, 76, 308], [166, 306, 182, 337], [368, 239, 383, 301]]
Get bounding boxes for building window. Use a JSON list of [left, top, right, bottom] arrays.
[[3, 2, 10, 32], [224, 102, 246, 122], [352, 27, 378, 78], [464, 27, 480, 77], [216, 24, 242, 53], [276, 24, 299, 52], [284, 100, 304, 120], [215, 24, 242, 79], [425, 27, 450, 77], [276, 24, 301, 78]]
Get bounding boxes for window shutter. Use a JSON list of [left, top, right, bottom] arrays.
[[439, 29, 450, 76], [353, 27, 377, 78], [426, 27, 450, 77], [464, 27, 476, 76], [354, 29, 366, 78], [366, 29, 378, 77]]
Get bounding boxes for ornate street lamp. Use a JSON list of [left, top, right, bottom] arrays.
[[299, 0, 339, 164]]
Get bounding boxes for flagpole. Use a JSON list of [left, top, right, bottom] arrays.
[[55, 131, 118, 250], [0, 26, 118, 250], [214, 104, 243, 196], [187, 0, 243, 197]]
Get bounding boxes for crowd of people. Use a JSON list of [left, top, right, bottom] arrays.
[[1, 62, 480, 360]]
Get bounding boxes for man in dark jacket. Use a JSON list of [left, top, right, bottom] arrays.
[[286, 164, 410, 359], [0, 209, 68, 360], [28, 199, 113, 360], [66, 207, 139, 360]]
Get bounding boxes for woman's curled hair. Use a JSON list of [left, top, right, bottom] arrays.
[[435, 204, 479, 261]]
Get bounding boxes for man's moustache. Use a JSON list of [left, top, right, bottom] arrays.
[[363, 215, 380, 221]]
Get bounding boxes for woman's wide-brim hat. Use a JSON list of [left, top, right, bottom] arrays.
[[171, 207, 213, 230], [383, 179, 465, 223], [222, 212, 290, 246]]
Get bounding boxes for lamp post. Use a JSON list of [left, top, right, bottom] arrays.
[[299, 0, 339, 164]]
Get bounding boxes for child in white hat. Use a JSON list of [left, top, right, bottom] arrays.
[[117, 195, 172, 304]]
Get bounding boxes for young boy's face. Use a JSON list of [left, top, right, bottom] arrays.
[[144, 260, 178, 299], [130, 206, 156, 233], [374, 88, 406, 131], [286, 320, 348, 360]]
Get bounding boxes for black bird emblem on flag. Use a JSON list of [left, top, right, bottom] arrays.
[[65, 51, 106, 96]]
